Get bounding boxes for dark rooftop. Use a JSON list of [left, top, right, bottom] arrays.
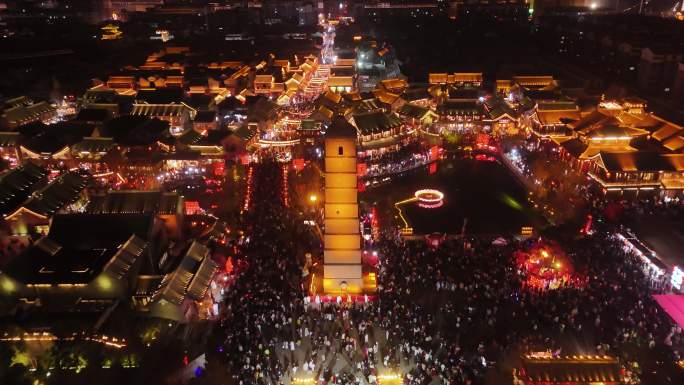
[[103, 116, 170, 146], [326, 115, 357, 139], [135, 88, 185, 104], [74, 108, 111, 123], [86, 191, 181, 216], [4, 213, 154, 285], [0, 162, 48, 216]]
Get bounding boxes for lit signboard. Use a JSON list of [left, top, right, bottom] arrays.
[[672, 266, 684, 291]]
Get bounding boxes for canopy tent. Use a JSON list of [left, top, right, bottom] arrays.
[[653, 294, 684, 329]]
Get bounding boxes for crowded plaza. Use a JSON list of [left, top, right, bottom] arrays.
[[200, 156, 684, 385]]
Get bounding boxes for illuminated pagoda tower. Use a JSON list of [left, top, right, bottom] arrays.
[[323, 116, 363, 294]]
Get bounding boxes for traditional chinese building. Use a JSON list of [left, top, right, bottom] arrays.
[[0, 97, 57, 130], [0, 213, 158, 312], [85, 190, 184, 240], [323, 116, 363, 294], [4, 171, 90, 236], [135, 241, 218, 322], [429, 72, 483, 88], [531, 101, 582, 139], [130, 103, 196, 134], [0, 162, 49, 217], [351, 111, 406, 158]]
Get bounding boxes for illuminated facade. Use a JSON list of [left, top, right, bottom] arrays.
[[323, 116, 363, 294]]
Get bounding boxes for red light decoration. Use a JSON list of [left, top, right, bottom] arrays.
[[476, 133, 490, 147], [282, 165, 289, 207], [184, 201, 201, 215], [213, 161, 225, 177], [225, 257, 234, 274], [357, 162, 367, 177], [582, 214, 593, 234], [240, 154, 250, 165], [515, 241, 584, 291], [429, 145, 441, 161], [293, 158, 305, 171], [243, 166, 254, 211]]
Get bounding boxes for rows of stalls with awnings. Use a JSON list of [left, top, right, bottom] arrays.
[[610, 230, 684, 369], [616, 229, 684, 300]]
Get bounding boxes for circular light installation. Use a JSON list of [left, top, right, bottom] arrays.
[[414, 189, 444, 209]]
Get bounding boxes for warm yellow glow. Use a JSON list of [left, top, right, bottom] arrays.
[[309, 273, 316, 295], [541, 250, 549, 258], [323, 133, 362, 294], [97, 276, 113, 291], [292, 377, 315, 385], [394, 197, 418, 230], [1, 278, 15, 293], [378, 372, 402, 385], [309, 194, 318, 203]]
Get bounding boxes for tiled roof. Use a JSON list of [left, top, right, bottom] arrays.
[[0, 132, 21, 147], [662, 135, 684, 152], [569, 110, 613, 133], [536, 110, 581, 126], [598, 151, 684, 172], [135, 88, 185, 104], [398, 104, 431, 119], [4, 213, 154, 285], [8, 171, 89, 218], [588, 125, 649, 138], [372, 89, 401, 105], [652, 124, 682, 141], [72, 137, 116, 154], [75, 108, 110, 122], [86, 190, 181, 215], [401, 88, 431, 102], [234, 124, 257, 141], [178, 129, 204, 145], [131, 103, 193, 117], [0, 162, 47, 216], [438, 100, 484, 115], [484, 96, 518, 120], [353, 111, 403, 135], [153, 241, 217, 305], [1, 101, 55, 127], [193, 110, 216, 123], [327, 115, 357, 139], [537, 102, 579, 111], [101, 235, 147, 280], [248, 98, 278, 121], [559, 138, 589, 158]]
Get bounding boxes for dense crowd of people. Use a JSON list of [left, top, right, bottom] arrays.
[[203, 162, 683, 385], [375, 230, 683, 385]]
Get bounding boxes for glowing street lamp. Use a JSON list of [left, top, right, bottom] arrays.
[[309, 194, 318, 203]]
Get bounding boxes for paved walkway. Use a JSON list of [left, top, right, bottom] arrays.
[[274, 315, 417, 385]]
